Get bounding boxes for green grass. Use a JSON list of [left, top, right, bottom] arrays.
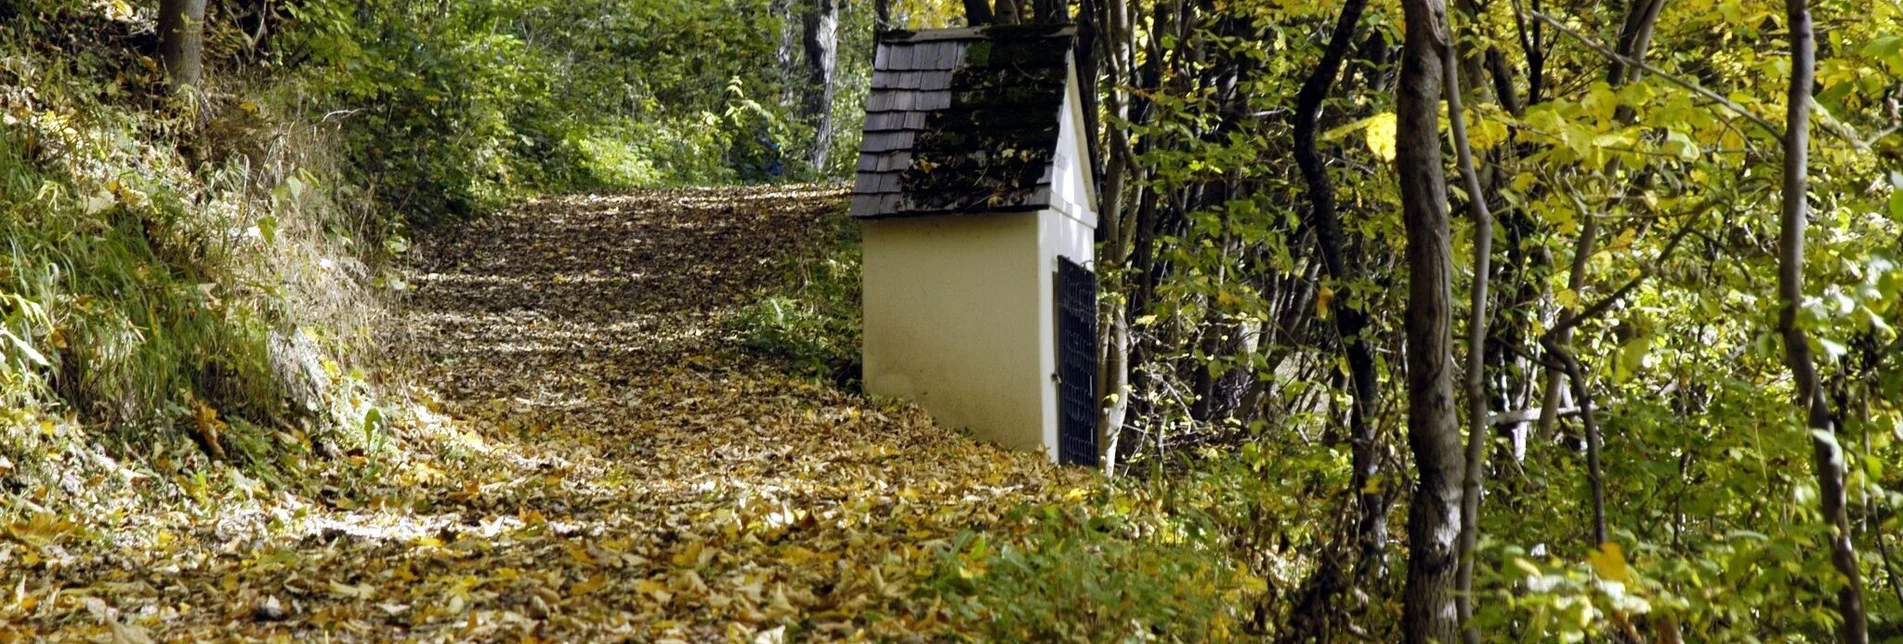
[[0, 12, 396, 499]]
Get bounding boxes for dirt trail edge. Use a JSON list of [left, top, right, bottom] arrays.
[[10, 186, 1086, 642]]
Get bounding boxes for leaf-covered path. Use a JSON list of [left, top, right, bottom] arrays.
[[9, 186, 1086, 642]]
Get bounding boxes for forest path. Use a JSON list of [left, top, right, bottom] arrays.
[[19, 186, 1082, 642]]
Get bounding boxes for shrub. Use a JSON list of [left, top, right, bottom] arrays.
[[926, 498, 1264, 642], [730, 211, 861, 383]]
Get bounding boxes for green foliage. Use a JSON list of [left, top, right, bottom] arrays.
[[0, 0, 392, 485], [731, 212, 861, 381], [1093, 0, 1903, 637], [283, 0, 863, 226], [927, 489, 1264, 642]]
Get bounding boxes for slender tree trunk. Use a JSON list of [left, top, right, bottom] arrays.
[[801, 0, 839, 172], [1443, 27, 1495, 642], [1609, 0, 1666, 85], [1292, 0, 1385, 577], [995, 0, 1021, 24], [963, 0, 995, 25], [1530, 0, 1669, 553], [1778, 0, 1871, 639], [1563, 347, 1608, 546], [1033, 0, 1064, 22], [875, 0, 893, 31], [1396, 0, 1465, 640], [777, 0, 801, 108], [1093, 0, 1138, 473], [157, 0, 207, 89]]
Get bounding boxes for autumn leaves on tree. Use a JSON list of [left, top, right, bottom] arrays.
[[1072, 0, 1896, 638]]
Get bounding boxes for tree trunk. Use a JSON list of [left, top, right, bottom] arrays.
[[962, 0, 994, 25], [995, 0, 1021, 25], [1395, 0, 1464, 640], [875, 0, 893, 31], [1443, 26, 1495, 641], [1778, 0, 1871, 639], [1091, 0, 1138, 473], [1609, 0, 1666, 85], [777, 0, 801, 108], [1034, 0, 1065, 23], [157, 0, 207, 89], [1291, 0, 1385, 577], [801, 0, 839, 172]]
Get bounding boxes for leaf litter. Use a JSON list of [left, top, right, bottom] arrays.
[[1, 185, 1094, 642]]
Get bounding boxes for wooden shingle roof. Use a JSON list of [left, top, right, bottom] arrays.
[[850, 25, 1077, 219]]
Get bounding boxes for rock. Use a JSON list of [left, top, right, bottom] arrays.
[[254, 596, 287, 622]]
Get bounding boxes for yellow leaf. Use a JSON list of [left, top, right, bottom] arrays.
[[1364, 112, 1398, 162], [328, 580, 377, 599], [781, 545, 824, 566], [1587, 542, 1632, 583], [637, 578, 673, 604], [6, 512, 73, 547], [566, 541, 595, 565], [1236, 564, 1268, 594], [1555, 288, 1577, 308], [1315, 284, 1335, 320], [671, 541, 704, 568], [570, 573, 608, 597]]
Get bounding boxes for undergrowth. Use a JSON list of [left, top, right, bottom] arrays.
[[729, 207, 863, 387], [0, 1, 420, 522], [926, 488, 1266, 642]]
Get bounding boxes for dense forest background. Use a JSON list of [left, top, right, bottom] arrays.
[[2, 0, 1902, 640]]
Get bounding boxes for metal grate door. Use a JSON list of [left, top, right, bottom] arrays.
[[1055, 257, 1099, 467]]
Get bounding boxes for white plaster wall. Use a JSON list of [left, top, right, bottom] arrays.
[[861, 213, 1047, 452]]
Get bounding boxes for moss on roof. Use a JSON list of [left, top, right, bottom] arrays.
[[850, 25, 1077, 219]]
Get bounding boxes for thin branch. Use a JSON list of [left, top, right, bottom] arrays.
[[1524, 10, 1783, 140], [1486, 406, 1578, 426], [1543, 200, 1712, 343]]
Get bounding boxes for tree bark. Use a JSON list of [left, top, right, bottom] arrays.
[[801, 0, 840, 172], [994, 0, 1021, 24], [1778, 0, 1871, 639], [1092, 0, 1138, 473], [1292, 0, 1385, 577], [1396, 0, 1464, 640], [157, 0, 207, 89], [776, 0, 801, 108], [1608, 0, 1666, 85], [963, 0, 994, 26], [1443, 25, 1496, 642], [1033, 0, 1065, 23]]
